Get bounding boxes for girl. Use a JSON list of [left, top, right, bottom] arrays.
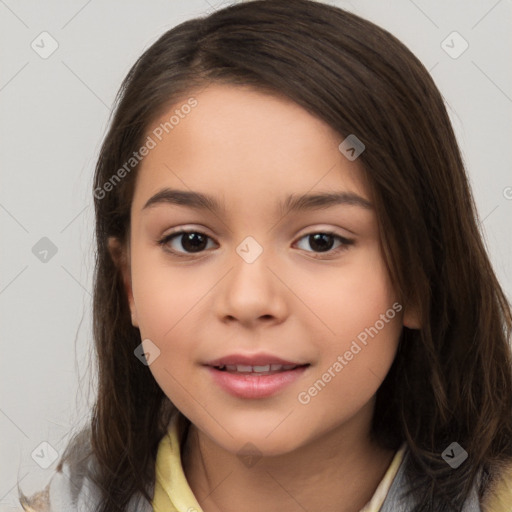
[[18, 0, 512, 511]]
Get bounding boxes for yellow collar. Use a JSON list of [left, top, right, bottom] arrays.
[[153, 410, 201, 512]]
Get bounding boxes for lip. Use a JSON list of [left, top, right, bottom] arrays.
[[204, 352, 306, 367], [206, 365, 310, 399]]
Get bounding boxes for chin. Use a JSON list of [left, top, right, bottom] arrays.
[[220, 428, 303, 458]]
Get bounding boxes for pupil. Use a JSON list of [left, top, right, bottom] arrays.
[[182, 233, 206, 252], [310, 233, 334, 252]]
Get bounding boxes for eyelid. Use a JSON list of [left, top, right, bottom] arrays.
[[295, 224, 354, 239], [161, 224, 214, 237]]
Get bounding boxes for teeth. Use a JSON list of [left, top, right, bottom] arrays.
[[218, 363, 298, 373], [253, 365, 270, 372], [231, 364, 254, 372]]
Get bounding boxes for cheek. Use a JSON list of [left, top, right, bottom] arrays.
[[130, 246, 206, 338], [294, 245, 402, 407], [129, 249, 209, 404], [131, 252, 204, 408], [297, 243, 400, 342], [297, 297, 402, 417]]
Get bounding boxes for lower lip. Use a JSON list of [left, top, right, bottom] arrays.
[[206, 365, 309, 399]]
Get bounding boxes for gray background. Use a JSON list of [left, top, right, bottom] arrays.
[[1, 0, 511, 509]]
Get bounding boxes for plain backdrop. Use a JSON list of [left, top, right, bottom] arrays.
[[1, 0, 511, 509]]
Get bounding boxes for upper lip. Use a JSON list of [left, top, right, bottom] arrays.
[[204, 353, 308, 367]]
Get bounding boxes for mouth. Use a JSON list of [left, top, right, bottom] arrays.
[[206, 363, 311, 399]]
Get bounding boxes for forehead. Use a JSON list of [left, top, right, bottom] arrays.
[[131, 83, 370, 214]]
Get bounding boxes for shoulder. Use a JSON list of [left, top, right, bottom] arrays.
[[18, 428, 99, 511], [481, 460, 512, 512], [380, 447, 494, 512], [17, 428, 152, 512]]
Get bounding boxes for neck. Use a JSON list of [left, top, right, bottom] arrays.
[[181, 402, 396, 512]]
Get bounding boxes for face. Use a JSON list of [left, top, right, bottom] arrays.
[[111, 83, 416, 457]]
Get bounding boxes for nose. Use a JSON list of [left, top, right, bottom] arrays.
[[214, 244, 288, 328]]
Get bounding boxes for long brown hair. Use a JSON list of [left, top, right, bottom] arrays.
[[55, 0, 512, 510]]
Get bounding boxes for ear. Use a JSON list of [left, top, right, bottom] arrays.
[[402, 303, 421, 330], [107, 236, 138, 328]]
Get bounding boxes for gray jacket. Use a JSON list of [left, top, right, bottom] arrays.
[[18, 431, 483, 512]]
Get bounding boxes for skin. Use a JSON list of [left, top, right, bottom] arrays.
[[109, 83, 420, 512]]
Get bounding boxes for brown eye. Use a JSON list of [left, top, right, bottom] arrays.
[[307, 233, 336, 252], [159, 230, 215, 255], [295, 232, 354, 255]]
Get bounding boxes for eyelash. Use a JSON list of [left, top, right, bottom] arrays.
[[157, 229, 354, 259]]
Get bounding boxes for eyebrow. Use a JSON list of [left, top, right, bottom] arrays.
[[142, 188, 372, 214]]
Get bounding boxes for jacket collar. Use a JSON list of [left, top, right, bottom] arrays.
[[379, 449, 482, 512]]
